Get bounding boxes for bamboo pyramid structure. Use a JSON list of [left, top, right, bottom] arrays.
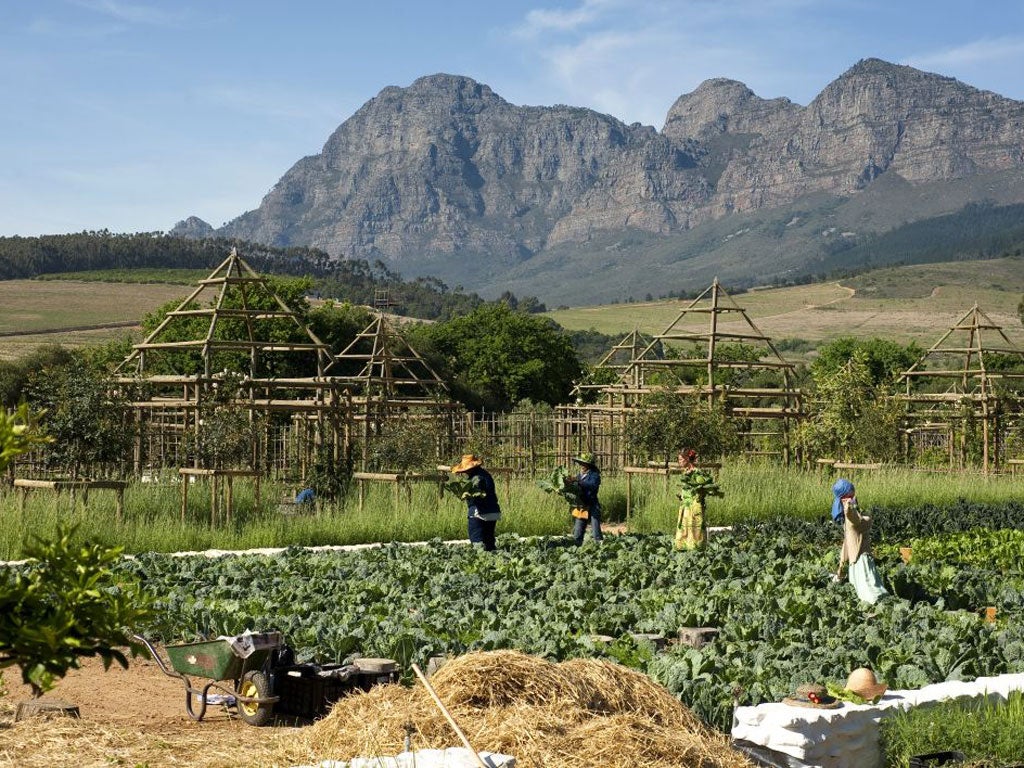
[[898, 304, 1024, 471], [899, 304, 1024, 396], [609, 279, 801, 418], [571, 328, 657, 399], [559, 279, 802, 465], [115, 248, 348, 472], [117, 248, 333, 378], [325, 312, 452, 405]]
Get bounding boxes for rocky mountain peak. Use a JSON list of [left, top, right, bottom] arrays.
[[168, 216, 214, 239], [662, 77, 799, 141], [208, 60, 1024, 303]]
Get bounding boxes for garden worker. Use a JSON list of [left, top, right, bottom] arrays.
[[832, 478, 888, 604], [451, 454, 501, 551], [569, 452, 602, 545], [674, 448, 720, 550], [295, 487, 315, 505]]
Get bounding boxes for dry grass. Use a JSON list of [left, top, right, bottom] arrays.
[[308, 651, 753, 768], [0, 702, 312, 768], [548, 261, 1024, 353], [0, 651, 753, 768]]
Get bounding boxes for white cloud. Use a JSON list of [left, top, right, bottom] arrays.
[[70, 0, 185, 27], [504, 0, 835, 125], [906, 36, 1024, 70], [519, 0, 608, 36]]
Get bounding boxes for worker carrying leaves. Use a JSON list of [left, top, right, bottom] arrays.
[[447, 454, 501, 551], [536, 451, 603, 545], [568, 452, 603, 545], [674, 448, 722, 551]]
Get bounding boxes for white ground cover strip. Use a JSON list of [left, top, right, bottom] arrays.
[[732, 672, 1024, 768], [294, 748, 515, 767]]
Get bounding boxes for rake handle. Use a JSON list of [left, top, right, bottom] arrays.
[[411, 663, 489, 768]]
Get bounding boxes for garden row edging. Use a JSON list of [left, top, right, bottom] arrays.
[[732, 672, 1024, 768]]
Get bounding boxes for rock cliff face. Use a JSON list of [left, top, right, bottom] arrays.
[[169, 216, 214, 239], [213, 59, 1024, 279]]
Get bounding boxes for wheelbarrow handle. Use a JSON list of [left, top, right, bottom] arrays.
[[131, 633, 182, 681]]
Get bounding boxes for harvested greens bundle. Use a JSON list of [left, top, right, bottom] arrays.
[[536, 466, 581, 507], [442, 477, 485, 500], [678, 469, 723, 505]]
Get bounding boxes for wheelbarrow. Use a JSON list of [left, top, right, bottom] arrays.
[[133, 632, 282, 726]]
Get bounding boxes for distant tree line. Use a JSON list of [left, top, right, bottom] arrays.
[[817, 201, 1024, 277], [0, 231, 546, 321]]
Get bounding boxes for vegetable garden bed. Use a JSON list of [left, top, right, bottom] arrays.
[[119, 501, 1024, 732]]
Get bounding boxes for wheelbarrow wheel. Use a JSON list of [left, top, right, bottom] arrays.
[[237, 670, 273, 726]]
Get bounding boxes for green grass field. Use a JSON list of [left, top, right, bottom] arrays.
[[1, 259, 1021, 361], [547, 258, 1024, 357], [35, 268, 209, 285], [2, 460, 1019, 560], [0, 279, 188, 359]]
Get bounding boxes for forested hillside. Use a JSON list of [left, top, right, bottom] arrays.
[[0, 231, 496, 320]]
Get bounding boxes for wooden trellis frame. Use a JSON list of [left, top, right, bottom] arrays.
[[325, 312, 462, 469], [114, 248, 352, 476], [898, 304, 1024, 472], [572, 329, 657, 400], [559, 279, 803, 467]]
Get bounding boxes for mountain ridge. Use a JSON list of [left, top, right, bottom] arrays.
[[171, 58, 1024, 303]]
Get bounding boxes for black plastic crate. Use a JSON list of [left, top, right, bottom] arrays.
[[273, 664, 355, 719]]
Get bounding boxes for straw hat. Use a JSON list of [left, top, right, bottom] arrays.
[[782, 683, 841, 709], [845, 667, 887, 701], [451, 454, 483, 473], [572, 451, 598, 469]]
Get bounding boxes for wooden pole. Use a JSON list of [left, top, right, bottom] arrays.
[[181, 474, 188, 523], [411, 664, 487, 768]]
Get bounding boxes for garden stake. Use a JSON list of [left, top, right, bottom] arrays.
[[411, 663, 488, 768]]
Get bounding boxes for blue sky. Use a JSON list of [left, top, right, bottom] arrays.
[[3, 0, 1024, 237]]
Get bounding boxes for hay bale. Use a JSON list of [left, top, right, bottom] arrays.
[[429, 650, 577, 708], [307, 651, 754, 768]]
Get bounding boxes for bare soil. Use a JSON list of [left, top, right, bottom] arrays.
[[0, 654, 311, 767]]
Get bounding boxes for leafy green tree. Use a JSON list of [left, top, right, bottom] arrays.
[[812, 337, 921, 387], [0, 403, 51, 473], [0, 528, 152, 697], [412, 303, 583, 409], [307, 300, 374, 355], [25, 358, 132, 478], [0, 345, 76, 408], [797, 351, 906, 462], [625, 391, 739, 465]]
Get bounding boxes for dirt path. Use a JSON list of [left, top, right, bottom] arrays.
[[0, 654, 311, 767]]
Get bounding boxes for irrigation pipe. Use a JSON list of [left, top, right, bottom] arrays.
[[411, 663, 488, 768]]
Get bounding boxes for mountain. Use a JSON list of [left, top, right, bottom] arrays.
[[169, 216, 215, 239], [185, 59, 1024, 304]]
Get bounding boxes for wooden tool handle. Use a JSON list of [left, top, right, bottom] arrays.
[[411, 663, 488, 768]]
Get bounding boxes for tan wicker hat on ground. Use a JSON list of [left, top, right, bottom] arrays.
[[782, 683, 841, 709], [845, 667, 888, 701], [451, 454, 483, 473]]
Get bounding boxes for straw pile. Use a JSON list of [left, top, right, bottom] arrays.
[[308, 651, 753, 768], [0, 703, 312, 768]]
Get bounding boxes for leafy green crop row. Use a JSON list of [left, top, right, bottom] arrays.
[[121, 506, 1024, 731]]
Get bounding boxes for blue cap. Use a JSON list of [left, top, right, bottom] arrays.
[[831, 478, 854, 522]]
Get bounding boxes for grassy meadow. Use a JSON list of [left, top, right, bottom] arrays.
[[547, 257, 1024, 358], [2, 460, 1021, 560], [0, 279, 187, 359], [1, 257, 1022, 362]]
